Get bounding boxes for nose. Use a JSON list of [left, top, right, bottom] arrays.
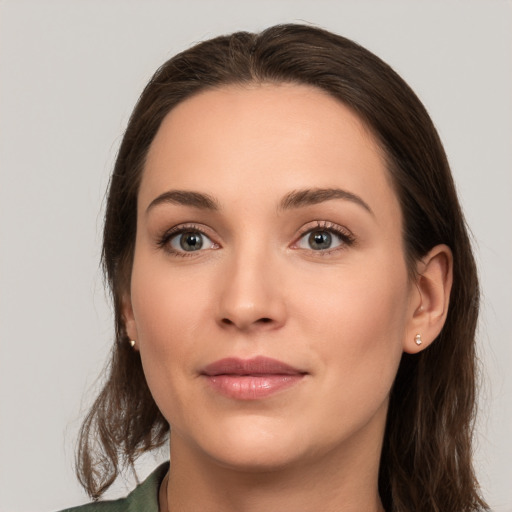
[[216, 247, 287, 333]]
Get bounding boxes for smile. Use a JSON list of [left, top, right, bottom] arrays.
[[200, 356, 307, 400]]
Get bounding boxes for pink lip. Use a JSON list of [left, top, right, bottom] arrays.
[[201, 356, 306, 400]]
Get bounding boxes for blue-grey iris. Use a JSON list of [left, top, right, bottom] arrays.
[[180, 232, 203, 251], [309, 231, 332, 250]]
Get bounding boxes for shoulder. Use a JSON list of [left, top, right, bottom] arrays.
[[57, 462, 169, 512]]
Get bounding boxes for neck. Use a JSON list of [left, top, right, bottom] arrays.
[[161, 429, 385, 512]]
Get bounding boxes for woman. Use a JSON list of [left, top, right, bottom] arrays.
[[64, 24, 488, 511]]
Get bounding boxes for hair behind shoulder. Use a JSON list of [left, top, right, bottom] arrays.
[[77, 23, 488, 511]]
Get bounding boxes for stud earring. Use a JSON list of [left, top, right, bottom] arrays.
[[414, 334, 422, 346], [130, 340, 136, 348]]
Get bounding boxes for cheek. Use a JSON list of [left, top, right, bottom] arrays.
[[130, 238, 218, 344], [297, 253, 409, 402], [132, 271, 198, 351], [129, 253, 213, 419]]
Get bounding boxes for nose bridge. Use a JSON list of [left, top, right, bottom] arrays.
[[217, 237, 285, 331]]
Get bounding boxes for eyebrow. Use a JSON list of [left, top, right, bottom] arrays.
[[146, 190, 220, 214], [279, 188, 373, 215], [146, 187, 373, 216]]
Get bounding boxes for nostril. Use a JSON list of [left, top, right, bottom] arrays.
[[220, 317, 273, 328]]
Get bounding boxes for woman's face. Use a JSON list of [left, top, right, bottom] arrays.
[[126, 83, 418, 471]]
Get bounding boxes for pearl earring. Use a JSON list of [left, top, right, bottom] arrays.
[[130, 340, 136, 348], [415, 334, 422, 346]]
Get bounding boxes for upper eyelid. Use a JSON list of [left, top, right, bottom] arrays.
[[162, 223, 217, 238], [295, 220, 353, 237]]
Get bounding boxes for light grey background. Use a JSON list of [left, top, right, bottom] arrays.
[[1, 1, 511, 511]]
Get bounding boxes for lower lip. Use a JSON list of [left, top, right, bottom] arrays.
[[204, 374, 304, 400]]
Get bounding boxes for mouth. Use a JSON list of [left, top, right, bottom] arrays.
[[200, 356, 307, 400]]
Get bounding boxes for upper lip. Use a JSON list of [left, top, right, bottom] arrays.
[[201, 356, 306, 376]]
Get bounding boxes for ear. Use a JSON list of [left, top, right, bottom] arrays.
[[403, 244, 453, 354], [122, 293, 139, 350]]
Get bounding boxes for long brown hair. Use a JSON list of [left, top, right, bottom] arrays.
[[77, 24, 488, 511]]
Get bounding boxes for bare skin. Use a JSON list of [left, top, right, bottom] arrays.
[[124, 83, 452, 512]]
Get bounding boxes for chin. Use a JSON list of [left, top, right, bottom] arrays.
[[206, 443, 305, 474], [189, 414, 314, 472]]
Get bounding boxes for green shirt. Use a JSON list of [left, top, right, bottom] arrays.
[[59, 462, 169, 512]]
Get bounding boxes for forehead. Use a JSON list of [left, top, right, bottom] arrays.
[[140, 83, 399, 221]]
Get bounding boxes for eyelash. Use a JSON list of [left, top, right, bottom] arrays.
[[157, 221, 356, 257], [157, 223, 216, 258], [294, 221, 356, 254]]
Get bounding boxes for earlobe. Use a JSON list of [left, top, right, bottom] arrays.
[[122, 295, 139, 349], [404, 244, 453, 354]]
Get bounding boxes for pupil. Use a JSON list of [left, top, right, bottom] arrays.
[[309, 230, 331, 250], [180, 232, 203, 251]]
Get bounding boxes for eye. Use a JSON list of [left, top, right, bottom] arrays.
[[168, 229, 216, 253], [295, 223, 354, 252], [297, 229, 342, 251]]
